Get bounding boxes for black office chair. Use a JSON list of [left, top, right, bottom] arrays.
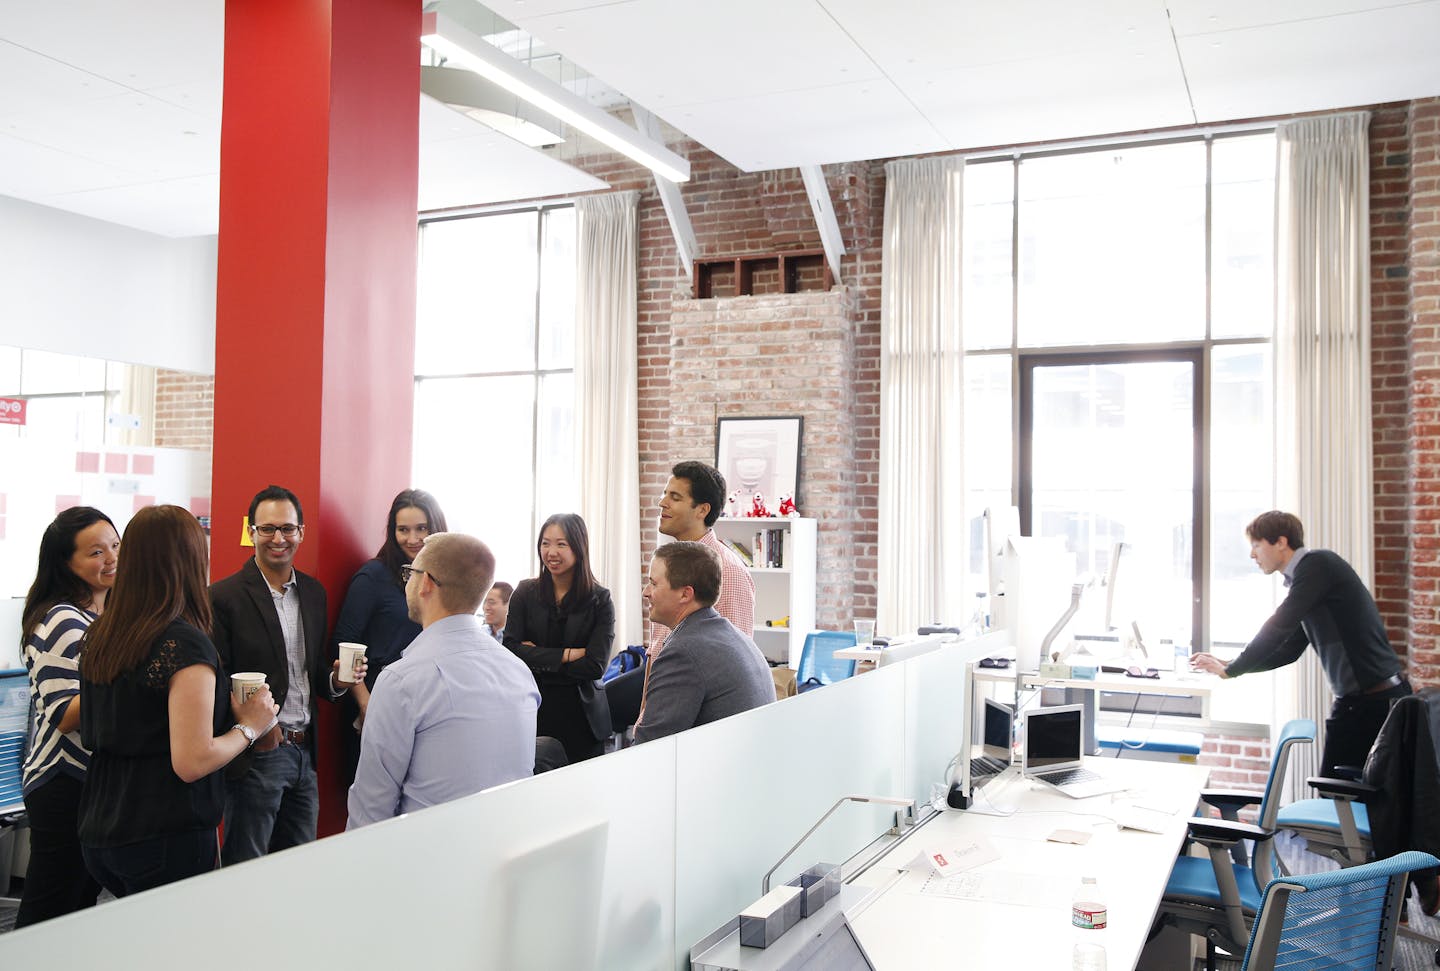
[[604, 665, 646, 750]]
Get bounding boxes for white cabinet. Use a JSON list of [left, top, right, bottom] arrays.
[[713, 517, 816, 668]]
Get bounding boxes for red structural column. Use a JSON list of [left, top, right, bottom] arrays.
[[212, 0, 420, 836]]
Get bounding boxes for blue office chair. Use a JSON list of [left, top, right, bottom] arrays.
[[1237, 849, 1437, 969], [1154, 719, 1316, 968], [1, 669, 31, 917], [795, 631, 856, 693]]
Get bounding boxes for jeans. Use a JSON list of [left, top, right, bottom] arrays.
[[15, 774, 101, 927], [82, 828, 218, 898], [220, 741, 318, 865]]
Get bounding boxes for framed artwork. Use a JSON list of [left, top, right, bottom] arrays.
[[715, 415, 803, 507]]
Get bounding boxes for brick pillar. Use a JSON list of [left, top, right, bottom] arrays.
[[1410, 98, 1440, 684], [1371, 105, 1412, 655]]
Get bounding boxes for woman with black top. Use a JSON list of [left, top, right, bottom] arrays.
[[330, 488, 447, 783], [14, 507, 118, 927], [504, 513, 614, 764], [78, 505, 279, 897]]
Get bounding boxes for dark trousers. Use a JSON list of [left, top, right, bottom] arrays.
[[1322, 679, 1412, 776], [221, 741, 318, 865], [81, 827, 218, 898], [14, 774, 101, 927], [538, 682, 603, 765]]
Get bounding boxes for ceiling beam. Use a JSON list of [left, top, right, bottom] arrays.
[[632, 105, 698, 276], [799, 165, 845, 285]]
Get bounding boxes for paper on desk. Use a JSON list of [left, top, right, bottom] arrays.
[[916, 868, 1067, 908], [1113, 805, 1172, 834], [904, 837, 1001, 877]]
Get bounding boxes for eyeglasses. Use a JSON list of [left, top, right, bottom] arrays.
[[1125, 666, 1161, 679], [400, 564, 442, 586], [978, 657, 1011, 669], [251, 523, 300, 538]]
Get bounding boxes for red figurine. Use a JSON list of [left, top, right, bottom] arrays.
[[777, 493, 797, 517], [749, 493, 770, 518]]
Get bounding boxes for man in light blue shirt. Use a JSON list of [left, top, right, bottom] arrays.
[[347, 532, 540, 829]]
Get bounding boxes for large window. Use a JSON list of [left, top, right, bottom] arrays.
[[413, 205, 576, 588], [963, 133, 1277, 663]]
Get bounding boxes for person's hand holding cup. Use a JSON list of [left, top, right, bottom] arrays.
[[335, 642, 368, 687], [229, 672, 280, 752]]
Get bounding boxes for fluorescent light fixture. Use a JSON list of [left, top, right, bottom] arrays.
[[421, 11, 690, 183], [421, 65, 565, 148]]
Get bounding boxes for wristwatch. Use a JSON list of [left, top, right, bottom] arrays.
[[233, 723, 258, 747]]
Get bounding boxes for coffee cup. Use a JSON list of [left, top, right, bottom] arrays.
[[231, 671, 267, 704], [337, 642, 367, 685]]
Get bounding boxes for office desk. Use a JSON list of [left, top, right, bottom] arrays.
[[1022, 670, 1218, 720], [846, 759, 1208, 970]]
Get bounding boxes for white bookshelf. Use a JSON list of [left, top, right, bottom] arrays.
[[714, 516, 817, 668]]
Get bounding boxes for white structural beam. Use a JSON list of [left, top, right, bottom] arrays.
[[799, 165, 845, 284], [631, 105, 698, 276]]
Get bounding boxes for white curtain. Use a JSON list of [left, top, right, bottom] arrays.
[[878, 157, 967, 636], [1273, 112, 1373, 801], [574, 191, 641, 653]]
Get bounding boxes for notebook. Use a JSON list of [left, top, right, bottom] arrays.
[[1021, 704, 1128, 799]]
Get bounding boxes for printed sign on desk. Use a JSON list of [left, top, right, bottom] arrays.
[[0, 397, 25, 426]]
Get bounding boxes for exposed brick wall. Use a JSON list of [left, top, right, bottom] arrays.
[[1371, 104, 1412, 655], [1409, 97, 1440, 683], [668, 289, 859, 627], [153, 368, 214, 451], [1199, 732, 1274, 791]]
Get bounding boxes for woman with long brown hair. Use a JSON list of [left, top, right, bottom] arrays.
[[15, 506, 118, 926], [330, 488, 446, 784], [503, 513, 614, 764], [77, 505, 278, 896]]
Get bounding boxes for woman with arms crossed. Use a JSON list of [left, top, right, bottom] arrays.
[[15, 507, 118, 926], [78, 505, 279, 896], [504, 514, 614, 764]]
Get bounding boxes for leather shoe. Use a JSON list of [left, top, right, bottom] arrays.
[[1418, 874, 1440, 917]]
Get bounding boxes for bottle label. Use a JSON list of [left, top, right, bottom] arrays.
[[1072, 902, 1107, 930]]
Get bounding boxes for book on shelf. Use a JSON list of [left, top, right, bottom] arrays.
[[726, 540, 754, 566], [751, 528, 786, 568]]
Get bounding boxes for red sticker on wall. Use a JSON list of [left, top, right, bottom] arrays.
[[0, 397, 25, 425]]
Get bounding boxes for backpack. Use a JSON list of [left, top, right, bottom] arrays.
[[602, 644, 647, 683]]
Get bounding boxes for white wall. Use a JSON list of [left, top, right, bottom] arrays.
[[0, 195, 216, 374]]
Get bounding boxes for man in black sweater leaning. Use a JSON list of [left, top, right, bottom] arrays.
[[1191, 510, 1410, 777]]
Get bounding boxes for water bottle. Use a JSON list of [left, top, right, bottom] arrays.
[[1071, 876, 1107, 970]]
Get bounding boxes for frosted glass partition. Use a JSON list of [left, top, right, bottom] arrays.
[[0, 738, 681, 971], [0, 640, 979, 971], [673, 666, 908, 961]]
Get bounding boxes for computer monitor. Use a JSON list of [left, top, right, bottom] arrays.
[[1002, 534, 1075, 672]]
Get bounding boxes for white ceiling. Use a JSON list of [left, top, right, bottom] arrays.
[[2, 0, 1438, 238]]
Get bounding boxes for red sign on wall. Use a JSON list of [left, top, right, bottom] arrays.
[[0, 397, 25, 426]]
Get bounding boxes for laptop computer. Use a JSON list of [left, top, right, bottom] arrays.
[[1021, 704, 1129, 799], [969, 697, 1013, 782]]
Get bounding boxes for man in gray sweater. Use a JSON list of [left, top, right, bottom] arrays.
[[633, 541, 775, 744]]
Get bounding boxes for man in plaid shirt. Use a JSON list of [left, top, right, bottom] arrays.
[[647, 461, 755, 656]]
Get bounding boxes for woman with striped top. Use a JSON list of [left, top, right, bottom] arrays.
[[15, 506, 119, 927]]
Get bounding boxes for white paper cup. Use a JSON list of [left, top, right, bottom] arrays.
[[231, 672, 267, 703], [337, 642, 367, 685]]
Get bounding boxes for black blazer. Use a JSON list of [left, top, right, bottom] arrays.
[[503, 578, 614, 740], [210, 558, 330, 765]]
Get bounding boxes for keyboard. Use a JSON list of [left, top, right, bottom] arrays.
[[1035, 766, 1101, 786], [969, 756, 1009, 778]]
